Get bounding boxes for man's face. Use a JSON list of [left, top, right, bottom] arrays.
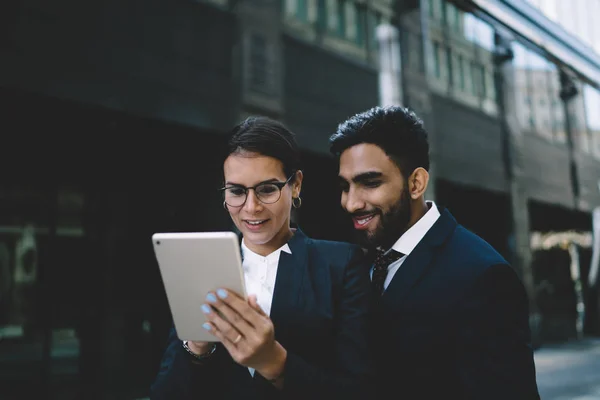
[[338, 143, 411, 250]]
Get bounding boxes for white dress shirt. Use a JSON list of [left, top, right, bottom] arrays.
[[240, 239, 291, 317], [240, 239, 291, 376], [372, 201, 441, 291]]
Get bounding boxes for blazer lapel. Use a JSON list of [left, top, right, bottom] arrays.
[[382, 208, 457, 304], [269, 228, 308, 343]]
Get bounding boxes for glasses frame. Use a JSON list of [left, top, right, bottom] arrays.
[[219, 172, 296, 208]]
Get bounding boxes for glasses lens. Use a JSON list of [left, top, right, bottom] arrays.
[[224, 187, 246, 207], [255, 184, 281, 204]]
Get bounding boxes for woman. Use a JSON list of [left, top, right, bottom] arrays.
[[150, 117, 373, 399]]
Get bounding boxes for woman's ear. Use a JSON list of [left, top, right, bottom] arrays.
[[292, 170, 304, 198]]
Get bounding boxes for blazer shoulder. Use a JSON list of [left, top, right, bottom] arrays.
[[448, 225, 508, 272], [306, 238, 365, 266]]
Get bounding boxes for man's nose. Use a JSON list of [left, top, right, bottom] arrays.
[[342, 188, 365, 214]]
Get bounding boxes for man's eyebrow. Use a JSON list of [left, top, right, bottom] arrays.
[[351, 171, 383, 183]]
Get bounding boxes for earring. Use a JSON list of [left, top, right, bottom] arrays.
[[223, 201, 228, 210], [292, 197, 302, 209]]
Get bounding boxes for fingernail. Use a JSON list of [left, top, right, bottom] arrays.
[[201, 304, 211, 314], [217, 289, 228, 299], [202, 323, 211, 331], [206, 293, 217, 303]]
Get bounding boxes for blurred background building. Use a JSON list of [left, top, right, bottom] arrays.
[[0, 0, 599, 398]]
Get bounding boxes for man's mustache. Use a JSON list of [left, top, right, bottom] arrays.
[[350, 210, 380, 219]]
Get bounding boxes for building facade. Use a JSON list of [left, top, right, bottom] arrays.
[[0, 0, 599, 398]]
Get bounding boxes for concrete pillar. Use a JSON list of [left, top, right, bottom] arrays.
[[559, 70, 581, 207], [493, 32, 539, 340]]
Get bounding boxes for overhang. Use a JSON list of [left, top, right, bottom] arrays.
[[461, 0, 600, 88]]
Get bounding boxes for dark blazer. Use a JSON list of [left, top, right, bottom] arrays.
[[372, 208, 540, 400], [150, 228, 373, 400]]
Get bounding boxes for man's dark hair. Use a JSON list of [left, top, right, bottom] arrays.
[[329, 106, 429, 179], [227, 116, 301, 181]]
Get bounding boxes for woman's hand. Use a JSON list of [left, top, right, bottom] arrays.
[[201, 289, 287, 381]]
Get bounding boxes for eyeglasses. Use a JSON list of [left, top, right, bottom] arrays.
[[220, 173, 296, 207]]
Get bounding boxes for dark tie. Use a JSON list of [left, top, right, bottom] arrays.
[[372, 249, 404, 295]]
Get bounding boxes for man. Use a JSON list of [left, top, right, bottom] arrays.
[[330, 106, 540, 399]]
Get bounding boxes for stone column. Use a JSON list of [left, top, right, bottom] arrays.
[[493, 32, 539, 342]]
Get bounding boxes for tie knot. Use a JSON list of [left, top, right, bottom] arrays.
[[373, 249, 404, 270]]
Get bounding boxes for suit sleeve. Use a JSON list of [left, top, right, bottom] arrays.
[[455, 264, 540, 400], [280, 247, 375, 400], [149, 327, 225, 400]]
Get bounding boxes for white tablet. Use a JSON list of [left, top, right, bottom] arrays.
[[152, 231, 247, 342]]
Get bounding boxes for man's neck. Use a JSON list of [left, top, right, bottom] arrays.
[[407, 199, 429, 231]]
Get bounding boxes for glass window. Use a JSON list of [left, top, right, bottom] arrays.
[[367, 9, 381, 49], [307, 0, 318, 23], [583, 85, 600, 157], [470, 62, 485, 97], [408, 31, 423, 72], [569, 81, 589, 153], [529, 52, 554, 140], [326, 0, 338, 32], [454, 7, 463, 32], [445, 3, 457, 30], [511, 42, 564, 143], [296, 0, 308, 22], [455, 54, 465, 89], [336, 0, 346, 37], [512, 42, 535, 133], [546, 63, 566, 143], [317, 0, 327, 30], [485, 70, 495, 101], [284, 0, 297, 16], [249, 34, 271, 94], [461, 13, 494, 51], [428, 0, 438, 19], [355, 3, 366, 46], [433, 41, 441, 78], [0, 187, 86, 399], [344, 1, 356, 40], [474, 18, 495, 51]]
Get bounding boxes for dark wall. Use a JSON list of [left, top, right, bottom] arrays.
[[430, 95, 509, 193], [520, 136, 574, 208], [528, 199, 593, 233], [283, 35, 379, 154], [1, 0, 235, 130], [0, 85, 231, 398], [295, 151, 354, 243], [0, 86, 228, 191], [436, 179, 511, 260]]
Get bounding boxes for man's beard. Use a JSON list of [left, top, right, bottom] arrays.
[[353, 187, 412, 251]]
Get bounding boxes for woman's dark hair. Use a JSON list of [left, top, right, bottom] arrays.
[[226, 116, 301, 181]]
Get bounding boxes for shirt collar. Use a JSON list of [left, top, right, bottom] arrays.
[[241, 239, 292, 264], [389, 201, 441, 256]]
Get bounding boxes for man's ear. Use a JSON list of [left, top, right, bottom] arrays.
[[408, 167, 429, 200]]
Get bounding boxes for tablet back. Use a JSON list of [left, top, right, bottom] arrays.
[[152, 231, 246, 342]]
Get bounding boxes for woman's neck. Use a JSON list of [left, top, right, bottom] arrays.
[[245, 227, 294, 257]]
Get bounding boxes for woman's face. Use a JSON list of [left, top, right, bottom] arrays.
[[223, 152, 302, 255]]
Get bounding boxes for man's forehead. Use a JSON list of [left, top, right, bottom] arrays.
[[339, 144, 391, 175]]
